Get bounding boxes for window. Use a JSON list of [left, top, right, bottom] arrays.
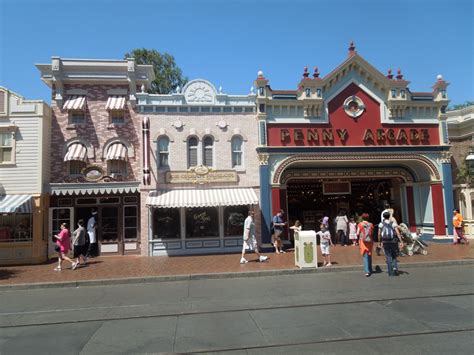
[[124, 206, 138, 240], [108, 160, 127, 176], [185, 207, 219, 238], [224, 205, 248, 237], [305, 88, 311, 97], [158, 136, 169, 168], [0, 131, 13, 163], [110, 111, 125, 124], [231, 136, 243, 168], [0, 213, 32, 242], [203, 136, 213, 166], [152, 208, 180, 239], [68, 160, 86, 175], [69, 110, 85, 124], [187, 137, 198, 168], [0, 90, 6, 114], [391, 89, 397, 99]]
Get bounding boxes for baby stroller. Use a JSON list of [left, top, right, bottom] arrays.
[[399, 223, 428, 256]]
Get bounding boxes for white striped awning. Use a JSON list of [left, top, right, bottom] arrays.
[[106, 143, 128, 161], [63, 96, 86, 111], [146, 188, 258, 208], [64, 143, 87, 162], [0, 195, 33, 213], [105, 96, 126, 110]]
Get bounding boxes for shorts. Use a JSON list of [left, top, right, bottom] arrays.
[[243, 236, 257, 251], [272, 229, 283, 242], [73, 245, 86, 258], [320, 242, 330, 255]]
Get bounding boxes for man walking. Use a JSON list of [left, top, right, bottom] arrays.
[[378, 211, 404, 276], [272, 209, 287, 254], [240, 210, 268, 264], [86, 209, 98, 258]]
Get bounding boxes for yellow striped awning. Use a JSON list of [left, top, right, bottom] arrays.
[[64, 143, 87, 162], [146, 188, 258, 208], [106, 143, 128, 161], [105, 96, 126, 110], [63, 96, 86, 111]]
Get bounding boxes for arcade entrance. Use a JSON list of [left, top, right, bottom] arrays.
[[286, 178, 402, 230]]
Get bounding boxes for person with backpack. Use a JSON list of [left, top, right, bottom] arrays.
[[378, 211, 404, 276], [357, 213, 374, 277]]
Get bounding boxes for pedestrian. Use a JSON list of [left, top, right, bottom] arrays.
[[240, 210, 269, 264], [72, 219, 87, 269], [316, 223, 334, 266], [348, 216, 358, 246], [53, 222, 75, 271], [357, 213, 374, 277], [453, 209, 469, 245], [86, 209, 98, 258], [290, 220, 302, 232], [335, 210, 349, 246], [272, 209, 287, 254], [378, 211, 404, 276]]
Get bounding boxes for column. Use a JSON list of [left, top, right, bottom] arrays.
[[258, 153, 272, 244], [431, 182, 447, 236], [441, 153, 454, 235], [405, 185, 417, 232]]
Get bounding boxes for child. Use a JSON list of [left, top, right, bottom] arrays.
[[289, 220, 302, 232], [348, 217, 358, 246], [316, 223, 334, 267]]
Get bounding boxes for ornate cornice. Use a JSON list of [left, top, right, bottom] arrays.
[[258, 153, 269, 165]]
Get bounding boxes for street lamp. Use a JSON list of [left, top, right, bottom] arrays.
[[466, 149, 474, 175]]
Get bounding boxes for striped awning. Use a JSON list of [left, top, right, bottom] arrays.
[[106, 143, 128, 161], [63, 96, 86, 111], [146, 188, 258, 208], [105, 96, 126, 110], [0, 195, 32, 213], [64, 143, 87, 162]]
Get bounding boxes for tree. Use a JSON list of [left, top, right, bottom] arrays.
[[448, 101, 474, 111], [124, 48, 187, 94]]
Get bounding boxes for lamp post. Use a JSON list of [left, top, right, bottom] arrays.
[[466, 148, 474, 176]]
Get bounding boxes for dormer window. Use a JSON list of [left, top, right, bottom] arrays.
[[391, 89, 397, 98], [305, 88, 311, 97], [441, 90, 447, 99], [258, 87, 264, 96], [316, 88, 322, 98], [400, 90, 406, 98]]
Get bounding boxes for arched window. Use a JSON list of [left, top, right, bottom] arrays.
[[203, 136, 214, 167], [187, 137, 198, 168], [231, 136, 243, 168], [158, 136, 170, 168]]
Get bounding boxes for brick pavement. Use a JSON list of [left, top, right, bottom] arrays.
[[0, 243, 472, 287]]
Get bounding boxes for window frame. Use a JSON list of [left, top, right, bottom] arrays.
[[202, 135, 214, 167], [157, 136, 170, 169], [67, 160, 86, 176], [107, 159, 128, 177], [69, 110, 86, 125], [110, 110, 125, 125], [187, 136, 199, 168], [0, 129, 15, 164]]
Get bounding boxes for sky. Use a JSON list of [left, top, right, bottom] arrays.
[[0, 0, 473, 106]]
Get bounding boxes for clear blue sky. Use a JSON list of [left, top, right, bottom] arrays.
[[1, 0, 473, 106]]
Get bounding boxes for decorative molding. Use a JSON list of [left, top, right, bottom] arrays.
[[258, 153, 269, 165], [183, 80, 216, 105], [438, 151, 452, 164]]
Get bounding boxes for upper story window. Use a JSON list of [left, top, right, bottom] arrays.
[[202, 136, 214, 167], [110, 111, 125, 124], [108, 160, 127, 176], [158, 136, 169, 168], [64, 96, 87, 125], [0, 131, 14, 163], [231, 136, 243, 168], [187, 137, 198, 168], [106, 96, 126, 124], [64, 142, 87, 175], [0, 90, 6, 114], [69, 110, 85, 124], [106, 142, 129, 177], [68, 161, 86, 175]]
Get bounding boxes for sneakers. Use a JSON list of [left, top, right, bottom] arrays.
[[53, 266, 62, 271], [259, 255, 269, 262], [280, 250, 286, 254], [240, 257, 248, 264], [326, 263, 332, 267], [72, 262, 78, 270]]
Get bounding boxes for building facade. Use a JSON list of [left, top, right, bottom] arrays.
[[447, 105, 474, 237], [255, 44, 454, 242], [137, 80, 260, 255], [0, 87, 51, 264], [36, 57, 154, 257]]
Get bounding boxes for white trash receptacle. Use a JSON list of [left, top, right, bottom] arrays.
[[294, 230, 318, 268]]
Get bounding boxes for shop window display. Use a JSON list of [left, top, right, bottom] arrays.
[[152, 208, 180, 239], [186, 207, 218, 238], [0, 214, 32, 242], [224, 205, 247, 237]]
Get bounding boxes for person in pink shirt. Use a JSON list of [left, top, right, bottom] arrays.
[[53, 222, 75, 271]]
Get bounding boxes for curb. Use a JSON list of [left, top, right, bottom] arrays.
[[1, 258, 473, 291]]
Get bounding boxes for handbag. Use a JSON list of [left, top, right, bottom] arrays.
[[54, 245, 60, 252]]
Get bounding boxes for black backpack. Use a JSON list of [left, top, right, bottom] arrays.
[[381, 221, 396, 242]]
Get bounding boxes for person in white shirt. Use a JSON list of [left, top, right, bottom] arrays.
[[240, 210, 268, 264], [86, 210, 98, 258]]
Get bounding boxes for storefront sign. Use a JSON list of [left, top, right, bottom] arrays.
[[322, 181, 351, 195], [165, 165, 238, 184]]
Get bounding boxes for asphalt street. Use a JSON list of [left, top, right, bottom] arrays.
[[0, 264, 473, 354]]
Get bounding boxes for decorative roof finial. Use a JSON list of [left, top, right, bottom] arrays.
[[313, 67, 320, 78], [140, 84, 145, 93], [437, 74, 444, 81], [303, 66, 309, 78], [219, 86, 223, 94], [387, 68, 393, 79], [176, 85, 180, 93], [348, 41, 356, 57], [396, 68, 403, 80], [257, 70, 264, 78], [250, 86, 255, 94]]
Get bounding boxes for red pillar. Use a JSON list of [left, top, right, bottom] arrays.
[[271, 187, 281, 216], [406, 186, 416, 232], [431, 183, 446, 236]]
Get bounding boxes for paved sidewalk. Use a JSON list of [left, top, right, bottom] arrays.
[[0, 242, 472, 288]]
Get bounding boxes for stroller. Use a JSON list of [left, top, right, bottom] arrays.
[[398, 223, 428, 256]]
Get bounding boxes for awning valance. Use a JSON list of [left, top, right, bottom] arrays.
[[64, 143, 87, 162], [106, 143, 128, 161], [0, 195, 32, 213], [63, 96, 86, 111], [146, 188, 258, 208], [49, 182, 140, 196], [105, 96, 126, 110]]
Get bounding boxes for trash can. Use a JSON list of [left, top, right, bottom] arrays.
[[294, 230, 318, 268]]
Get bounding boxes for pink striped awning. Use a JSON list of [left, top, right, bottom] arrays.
[[146, 188, 258, 208], [106, 143, 128, 161], [63, 96, 86, 111], [105, 96, 126, 111], [64, 143, 87, 162]]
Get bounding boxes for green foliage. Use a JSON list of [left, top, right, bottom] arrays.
[[457, 158, 474, 186], [125, 48, 188, 94], [448, 101, 474, 111]]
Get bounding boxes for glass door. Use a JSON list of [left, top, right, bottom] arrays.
[[48, 207, 74, 258], [100, 206, 120, 254]]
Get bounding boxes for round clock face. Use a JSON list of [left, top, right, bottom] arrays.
[[184, 81, 215, 104], [343, 95, 365, 118]]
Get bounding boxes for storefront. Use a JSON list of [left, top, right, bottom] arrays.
[[255, 44, 453, 243]]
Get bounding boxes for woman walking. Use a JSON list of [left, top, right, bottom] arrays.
[[357, 213, 374, 277], [53, 222, 75, 271]]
